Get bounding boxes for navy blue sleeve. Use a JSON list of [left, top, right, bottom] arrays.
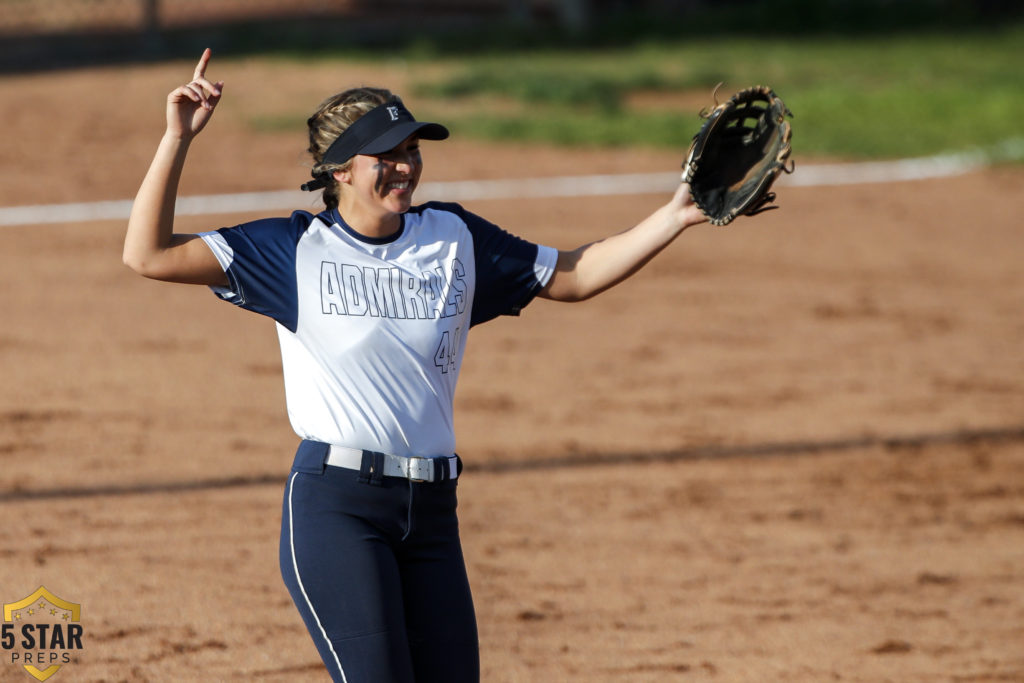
[[213, 211, 313, 333], [424, 202, 545, 327]]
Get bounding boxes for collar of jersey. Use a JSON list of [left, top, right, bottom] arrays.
[[329, 209, 406, 245]]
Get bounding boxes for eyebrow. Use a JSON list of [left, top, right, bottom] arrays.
[[377, 140, 422, 156]]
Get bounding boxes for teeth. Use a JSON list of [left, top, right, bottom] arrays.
[[389, 181, 410, 190]]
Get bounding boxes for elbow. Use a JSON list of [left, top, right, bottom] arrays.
[[122, 248, 138, 272], [121, 248, 147, 276], [564, 287, 605, 303], [539, 280, 600, 303], [122, 248, 163, 280], [558, 288, 596, 303]]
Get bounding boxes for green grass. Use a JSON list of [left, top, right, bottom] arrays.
[[420, 28, 1024, 160], [253, 25, 1024, 161]]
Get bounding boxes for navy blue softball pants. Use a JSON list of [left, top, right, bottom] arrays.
[[279, 440, 479, 683]]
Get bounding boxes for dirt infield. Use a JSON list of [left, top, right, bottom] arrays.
[[1, 57, 1023, 682]]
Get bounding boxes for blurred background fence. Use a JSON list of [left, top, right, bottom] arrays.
[[2, 0, 594, 70], [0, 0, 1020, 72], [1, 0, 597, 38]]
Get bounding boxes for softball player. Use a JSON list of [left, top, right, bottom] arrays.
[[123, 50, 707, 683]]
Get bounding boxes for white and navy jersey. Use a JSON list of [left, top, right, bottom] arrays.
[[200, 201, 558, 458]]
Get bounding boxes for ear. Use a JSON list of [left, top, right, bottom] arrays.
[[333, 169, 350, 184]]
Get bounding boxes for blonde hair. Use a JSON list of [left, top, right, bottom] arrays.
[[306, 87, 396, 210]]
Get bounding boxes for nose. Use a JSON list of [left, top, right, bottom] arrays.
[[394, 153, 417, 173]]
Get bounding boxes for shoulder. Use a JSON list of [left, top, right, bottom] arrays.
[[216, 210, 324, 245], [407, 201, 507, 239], [407, 201, 468, 219]]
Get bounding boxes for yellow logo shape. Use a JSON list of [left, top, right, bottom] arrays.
[[3, 587, 81, 681], [24, 665, 60, 682]]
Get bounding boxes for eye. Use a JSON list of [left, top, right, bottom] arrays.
[[377, 146, 420, 164]]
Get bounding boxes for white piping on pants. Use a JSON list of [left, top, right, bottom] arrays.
[[287, 471, 349, 683]]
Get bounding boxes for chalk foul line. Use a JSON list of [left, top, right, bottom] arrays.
[[1, 141, 1020, 228]]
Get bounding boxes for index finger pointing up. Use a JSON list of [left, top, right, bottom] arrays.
[[193, 48, 212, 80]]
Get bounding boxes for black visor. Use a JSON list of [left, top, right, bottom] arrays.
[[327, 98, 447, 162], [302, 98, 448, 191]]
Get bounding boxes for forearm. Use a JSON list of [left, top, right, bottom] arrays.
[[542, 191, 703, 302], [561, 208, 683, 300], [123, 132, 191, 272], [122, 50, 226, 285]]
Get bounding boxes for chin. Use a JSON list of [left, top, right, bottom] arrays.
[[390, 196, 414, 213]]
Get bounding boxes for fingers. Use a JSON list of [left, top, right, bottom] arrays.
[[171, 73, 223, 113], [670, 182, 706, 228], [179, 48, 222, 110], [184, 77, 223, 110], [193, 47, 212, 81], [673, 181, 693, 205], [165, 49, 223, 137], [167, 49, 228, 110]]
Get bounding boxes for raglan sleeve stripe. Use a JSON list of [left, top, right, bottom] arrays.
[[196, 212, 311, 333], [534, 244, 558, 290], [199, 230, 243, 303]]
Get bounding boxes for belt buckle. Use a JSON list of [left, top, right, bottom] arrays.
[[404, 456, 432, 483]]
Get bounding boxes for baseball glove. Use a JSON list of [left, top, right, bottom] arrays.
[[682, 85, 794, 226]]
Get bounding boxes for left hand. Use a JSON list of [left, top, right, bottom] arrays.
[[667, 182, 708, 231]]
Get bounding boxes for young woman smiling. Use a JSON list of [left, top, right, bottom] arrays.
[[123, 49, 706, 683]]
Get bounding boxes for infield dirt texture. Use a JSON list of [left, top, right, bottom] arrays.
[[1, 57, 1022, 682]]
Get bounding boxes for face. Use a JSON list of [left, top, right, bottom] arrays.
[[335, 135, 422, 231]]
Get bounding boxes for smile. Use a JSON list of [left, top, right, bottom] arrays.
[[387, 180, 411, 192]]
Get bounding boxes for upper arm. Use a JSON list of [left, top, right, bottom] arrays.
[[199, 215, 310, 331], [537, 249, 584, 302], [124, 233, 228, 287]]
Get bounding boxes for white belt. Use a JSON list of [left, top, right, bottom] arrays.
[[326, 445, 458, 483]]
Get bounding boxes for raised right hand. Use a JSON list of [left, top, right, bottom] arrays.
[[166, 48, 224, 140]]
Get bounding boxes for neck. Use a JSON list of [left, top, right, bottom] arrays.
[[336, 196, 402, 239]]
